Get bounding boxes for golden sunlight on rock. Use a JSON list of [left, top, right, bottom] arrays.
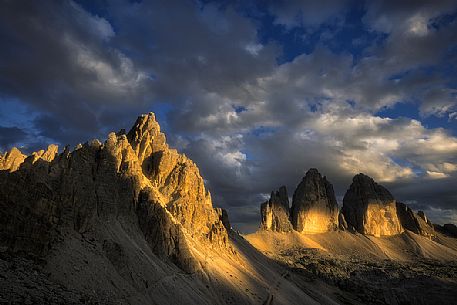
[[0, 146, 26, 172], [342, 173, 403, 237], [364, 203, 403, 237], [291, 169, 339, 234], [295, 210, 340, 234]]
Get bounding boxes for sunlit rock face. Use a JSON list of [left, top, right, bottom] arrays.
[[396, 202, 435, 238], [0, 147, 26, 172], [0, 113, 230, 272], [127, 114, 225, 241], [338, 211, 348, 231], [260, 186, 292, 232], [290, 168, 339, 233], [342, 173, 403, 237]]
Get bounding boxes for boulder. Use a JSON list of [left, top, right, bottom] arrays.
[[260, 186, 292, 232], [290, 168, 338, 233], [342, 173, 403, 237]]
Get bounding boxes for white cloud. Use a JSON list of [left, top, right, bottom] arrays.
[[70, 1, 114, 41], [340, 149, 414, 182], [407, 14, 429, 36], [64, 36, 148, 97], [426, 170, 449, 179], [245, 43, 263, 56]]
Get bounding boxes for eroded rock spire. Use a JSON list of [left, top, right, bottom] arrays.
[[260, 186, 292, 232], [342, 173, 403, 237], [290, 168, 339, 233]]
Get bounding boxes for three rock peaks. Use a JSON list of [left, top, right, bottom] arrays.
[[260, 168, 439, 238]]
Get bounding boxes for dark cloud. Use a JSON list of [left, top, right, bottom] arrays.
[[0, 0, 154, 145], [0, 126, 27, 151]]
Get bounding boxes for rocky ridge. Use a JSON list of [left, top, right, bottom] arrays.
[[2, 113, 339, 305], [260, 170, 442, 240], [0, 113, 230, 272], [396, 202, 435, 238], [260, 169, 339, 234]]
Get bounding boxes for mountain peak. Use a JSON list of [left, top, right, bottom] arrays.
[[0, 146, 26, 172], [260, 186, 292, 232], [342, 173, 401, 236], [291, 168, 338, 233], [305, 168, 320, 175], [0, 112, 231, 272], [352, 172, 373, 182]]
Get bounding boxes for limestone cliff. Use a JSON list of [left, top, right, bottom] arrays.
[[290, 169, 338, 233], [260, 186, 292, 232], [0, 113, 230, 272], [342, 173, 403, 237]]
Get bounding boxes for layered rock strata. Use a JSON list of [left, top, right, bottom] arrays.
[[290, 168, 338, 233], [0, 113, 230, 272], [342, 173, 403, 237], [260, 186, 292, 231]]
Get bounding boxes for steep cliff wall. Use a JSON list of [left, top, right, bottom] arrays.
[[342, 174, 403, 237], [260, 186, 292, 232], [290, 169, 339, 233]]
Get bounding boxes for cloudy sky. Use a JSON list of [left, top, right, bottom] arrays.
[[1, 0, 457, 232]]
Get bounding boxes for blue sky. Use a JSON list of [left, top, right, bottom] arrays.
[[1, 0, 457, 232]]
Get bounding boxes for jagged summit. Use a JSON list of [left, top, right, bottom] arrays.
[[127, 112, 168, 161], [260, 185, 292, 232], [0, 113, 230, 272], [0, 146, 26, 172], [350, 173, 395, 201], [260, 168, 339, 234]]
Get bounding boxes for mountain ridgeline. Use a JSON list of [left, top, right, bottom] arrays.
[[260, 168, 456, 238], [1, 113, 457, 305], [0, 113, 230, 272], [2, 113, 322, 305]]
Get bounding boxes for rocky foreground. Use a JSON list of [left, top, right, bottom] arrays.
[[246, 230, 457, 305]]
